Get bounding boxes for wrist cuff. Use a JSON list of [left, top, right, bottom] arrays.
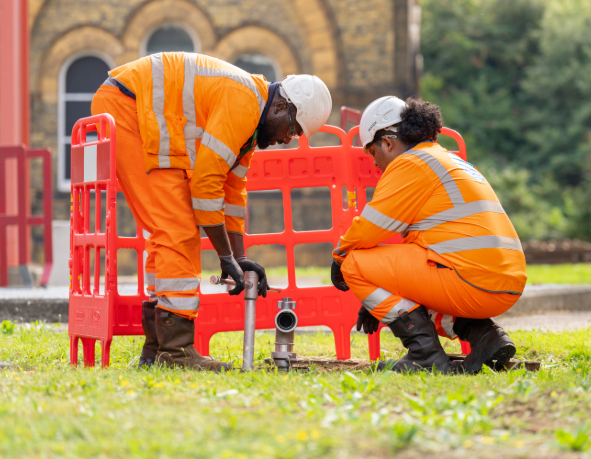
[[219, 253, 234, 261], [235, 257, 247, 262]]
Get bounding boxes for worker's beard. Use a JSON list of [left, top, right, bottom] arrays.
[[257, 116, 285, 150]]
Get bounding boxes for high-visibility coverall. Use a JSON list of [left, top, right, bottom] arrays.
[[333, 142, 527, 339], [91, 52, 269, 319]]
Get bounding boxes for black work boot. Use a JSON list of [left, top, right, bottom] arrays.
[[377, 306, 451, 373], [155, 308, 232, 372], [452, 317, 516, 374], [139, 300, 159, 367]]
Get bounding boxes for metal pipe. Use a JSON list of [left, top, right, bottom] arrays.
[[242, 271, 258, 371], [272, 297, 297, 370], [209, 275, 282, 293]]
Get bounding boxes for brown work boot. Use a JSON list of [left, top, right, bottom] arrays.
[[377, 306, 451, 373], [139, 300, 159, 367], [154, 307, 232, 372], [452, 317, 516, 374]]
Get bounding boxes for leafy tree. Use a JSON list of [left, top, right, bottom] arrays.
[[421, 0, 591, 240]]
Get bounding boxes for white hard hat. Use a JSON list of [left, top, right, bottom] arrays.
[[359, 96, 407, 148], [280, 74, 332, 138]]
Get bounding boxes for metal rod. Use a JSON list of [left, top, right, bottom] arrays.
[[242, 271, 258, 371], [209, 275, 282, 293]]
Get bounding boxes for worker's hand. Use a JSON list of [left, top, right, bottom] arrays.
[[331, 259, 349, 292], [220, 255, 245, 295], [356, 305, 380, 335], [235, 257, 268, 297]]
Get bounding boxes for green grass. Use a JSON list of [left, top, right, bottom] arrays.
[[526, 263, 591, 285], [3, 325, 591, 457]]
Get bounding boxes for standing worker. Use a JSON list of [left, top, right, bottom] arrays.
[[91, 52, 332, 371], [331, 96, 526, 374]]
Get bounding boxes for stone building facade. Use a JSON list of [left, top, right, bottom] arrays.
[[26, 0, 421, 271]]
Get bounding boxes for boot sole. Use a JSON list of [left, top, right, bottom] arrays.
[[488, 343, 516, 371]]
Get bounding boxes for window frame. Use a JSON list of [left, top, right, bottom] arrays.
[[140, 23, 201, 57], [57, 51, 114, 192], [233, 53, 283, 82]]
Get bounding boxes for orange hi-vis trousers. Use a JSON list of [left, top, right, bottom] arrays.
[[91, 86, 201, 320], [341, 243, 520, 339]]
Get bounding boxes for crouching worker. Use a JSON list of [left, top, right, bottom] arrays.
[[331, 96, 526, 374], [91, 52, 332, 371]]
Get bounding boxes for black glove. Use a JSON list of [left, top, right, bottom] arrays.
[[236, 257, 268, 298], [220, 255, 244, 295], [356, 305, 380, 335], [331, 259, 349, 292]]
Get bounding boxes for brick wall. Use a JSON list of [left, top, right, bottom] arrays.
[[28, 0, 420, 268]]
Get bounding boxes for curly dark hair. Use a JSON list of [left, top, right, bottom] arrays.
[[372, 97, 443, 147]]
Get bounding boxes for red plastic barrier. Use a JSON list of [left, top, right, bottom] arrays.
[[69, 113, 471, 367], [69, 114, 147, 367], [0, 146, 53, 287], [340, 106, 362, 147]]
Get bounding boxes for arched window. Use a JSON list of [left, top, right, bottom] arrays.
[[144, 25, 196, 55], [57, 55, 111, 192], [233, 54, 279, 82]]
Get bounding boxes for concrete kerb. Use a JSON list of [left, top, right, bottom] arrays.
[[1, 284, 591, 325]]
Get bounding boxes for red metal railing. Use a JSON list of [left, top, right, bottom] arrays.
[[0, 146, 53, 287]]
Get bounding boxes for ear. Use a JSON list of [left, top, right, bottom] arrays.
[[382, 136, 396, 152], [274, 98, 287, 114]]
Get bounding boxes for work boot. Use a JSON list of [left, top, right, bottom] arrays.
[[452, 317, 516, 374], [377, 306, 451, 373], [139, 300, 159, 367], [154, 308, 232, 372]]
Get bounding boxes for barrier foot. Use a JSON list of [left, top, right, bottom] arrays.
[[194, 330, 211, 357], [69, 334, 79, 367], [368, 329, 382, 361], [332, 325, 351, 360], [100, 339, 112, 368], [81, 338, 96, 367]]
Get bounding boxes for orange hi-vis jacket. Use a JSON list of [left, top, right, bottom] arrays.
[[109, 52, 270, 234], [333, 142, 527, 295]]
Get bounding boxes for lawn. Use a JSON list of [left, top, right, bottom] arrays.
[[526, 263, 591, 285], [2, 324, 591, 458]]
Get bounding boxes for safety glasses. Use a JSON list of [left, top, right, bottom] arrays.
[[279, 84, 300, 139], [286, 104, 299, 139]]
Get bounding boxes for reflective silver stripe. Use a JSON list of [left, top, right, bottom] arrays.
[[155, 277, 201, 292], [103, 76, 118, 87], [194, 65, 265, 115], [157, 295, 200, 311], [159, 155, 171, 168], [408, 200, 505, 231], [428, 235, 523, 254], [440, 314, 457, 339], [410, 150, 464, 205], [362, 287, 392, 311], [361, 205, 409, 233], [231, 164, 249, 179], [150, 53, 171, 161], [381, 298, 417, 324], [146, 273, 155, 286], [333, 240, 347, 257], [192, 197, 224, 211], [182, 54, 202, 168], [202, 132, 236, 168], [225, 203, 246, 219]]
